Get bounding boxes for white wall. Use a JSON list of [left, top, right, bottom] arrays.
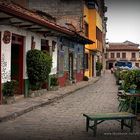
[[0, 25, 58, 83], [47, 37, 58, 75], [1, 29, 11, 83]]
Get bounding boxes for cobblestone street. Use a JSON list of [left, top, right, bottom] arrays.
[[0, 70, 140, 140]]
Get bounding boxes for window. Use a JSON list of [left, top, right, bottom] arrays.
[[122, 53, 126, 58], [116, 53, 120, 58], [110, 53, 114, 58], [41, 39, 49, 52], [136, 63, 139, 67], [84, 53, 88, 69], [96, 27, 102, 42], [84, 21, 89, 37], [131, 52, 136, 58]]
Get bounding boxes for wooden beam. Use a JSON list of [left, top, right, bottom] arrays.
[[18, 24, 33, 28], [0, 18, 11, 25]]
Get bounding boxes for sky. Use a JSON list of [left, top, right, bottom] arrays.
[[105, 0, 140, 44]]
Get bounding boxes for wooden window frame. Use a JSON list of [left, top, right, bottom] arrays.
[[131, 52, 136, 59], [122, 53, 126, 58], [110, 52, 114, 58], [116, 52, 120, 58]]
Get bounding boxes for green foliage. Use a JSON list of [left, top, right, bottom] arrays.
[[50, 75, 59, 86], [119, 69, 140, 91], [114, 69, 121, 84], [96, 61, 103, 71], [26, 49, 52, 90], [117, 69, 140, 112], [83, 76, 89, 81], [2, 80, 18, 97], [129, 84, 137, 90], [96, 61, 103, 76]]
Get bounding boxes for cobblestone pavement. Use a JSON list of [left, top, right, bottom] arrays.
[[0, 77, 99, 122], [0, 70, 140, 140]]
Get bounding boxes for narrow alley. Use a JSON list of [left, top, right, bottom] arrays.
[[0, 70, 139, 140]]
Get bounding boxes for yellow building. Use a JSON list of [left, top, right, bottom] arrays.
[[84, 0, 105, 77]]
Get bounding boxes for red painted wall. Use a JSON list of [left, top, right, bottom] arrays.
[[76, 70, 84, 82], [58, 72, 69, 87], [58, 70, 84, 87]]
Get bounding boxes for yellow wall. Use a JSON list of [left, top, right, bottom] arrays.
[[88, 9, 103, 51], [84, 5, 89, 23], [84, 5, 103, 77], [84, 49, 93, 77], [96, 12, 103, 31]]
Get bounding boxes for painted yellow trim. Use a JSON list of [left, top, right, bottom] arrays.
[[84, 6, 103, 77], [84, 5, 89, 23], [96, 12, 103, 31]]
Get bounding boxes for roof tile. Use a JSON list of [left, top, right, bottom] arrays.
[[107, 41, 140, 51]]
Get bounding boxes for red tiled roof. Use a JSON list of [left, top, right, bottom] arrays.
[[107, 41, 140, 51], [0, 0, 94, 44], [0, 0, 73, 35]]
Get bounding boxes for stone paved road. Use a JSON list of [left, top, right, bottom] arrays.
[[0, 70, 140, 140]]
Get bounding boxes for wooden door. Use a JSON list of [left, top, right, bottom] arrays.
[[11, 34, 24, 95]]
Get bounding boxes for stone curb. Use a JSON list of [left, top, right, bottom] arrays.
[[0, 78, 100, 123]]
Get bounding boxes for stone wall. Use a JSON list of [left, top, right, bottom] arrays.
[[10, 0, 28, 7], [28, 0, 84, 31]]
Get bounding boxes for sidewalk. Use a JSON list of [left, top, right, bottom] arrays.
[[0, 77, 99, 123]]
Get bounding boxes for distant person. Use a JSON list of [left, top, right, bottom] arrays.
[[111, 67, 114, 74]]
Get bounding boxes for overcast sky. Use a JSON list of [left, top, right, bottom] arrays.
[[105, 0, 140, 44]]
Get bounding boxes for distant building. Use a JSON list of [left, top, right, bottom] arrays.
[[106, 41, 140, 69]]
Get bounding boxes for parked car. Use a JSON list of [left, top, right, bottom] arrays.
[[115, 61, 132, 69]]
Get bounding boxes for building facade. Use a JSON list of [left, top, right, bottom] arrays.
[[27, 0, 107, 78], [106, 41, 140, 69], [84, 0, 107, 77], [0, 1, 92, 104]]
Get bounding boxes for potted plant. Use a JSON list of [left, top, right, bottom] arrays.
[[49, 75, 59, 91], [83, 76, 89, 81], [96, 61, 103, 76], [2, 80, 18, 104]]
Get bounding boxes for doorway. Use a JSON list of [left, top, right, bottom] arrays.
[[109, 62, 113, 69], [69, 52, 73, 80], [11, 34, 24, 95]]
